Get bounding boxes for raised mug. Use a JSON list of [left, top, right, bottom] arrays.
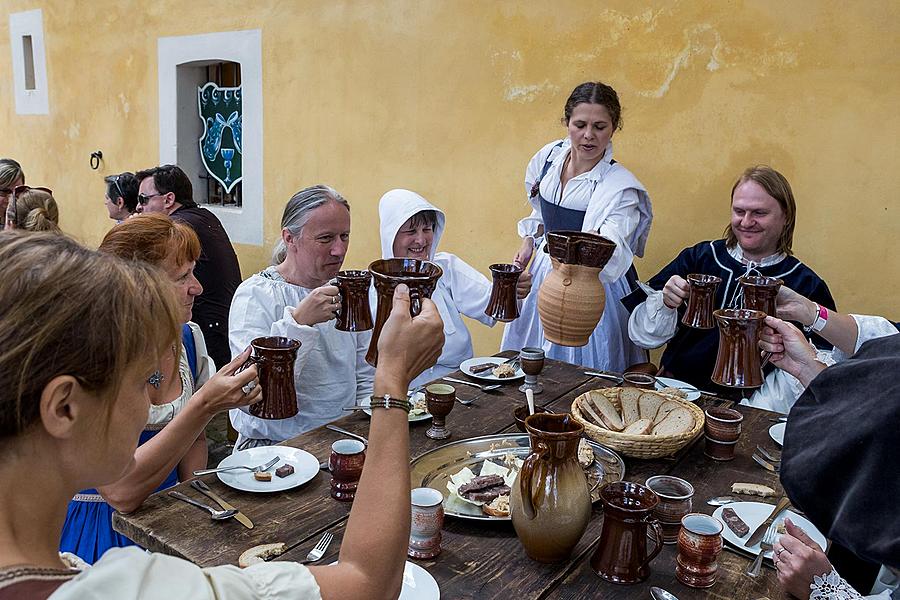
[[711, 309, 771, 388], [245, 336, 301, 420], [334, 270, 373, 332], [738, 275, 783, 317], [682, 274, 722, 329], [484, 263, 522, 322]]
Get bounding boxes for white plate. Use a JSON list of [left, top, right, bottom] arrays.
[[712, 501, 826, 559], [217, 446, 319, 492], [361, 391, 432, 422], [459, 357, 525, 382], [655, 376, 701, 402], [329, 561, 439, 599], [769, 422, 786, 446]]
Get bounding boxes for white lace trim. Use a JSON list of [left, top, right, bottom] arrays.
[[810, 569, 864, 599]]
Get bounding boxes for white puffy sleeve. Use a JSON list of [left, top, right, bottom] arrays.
[[589, 187, 642, 283], [627, 283, 679, 348]]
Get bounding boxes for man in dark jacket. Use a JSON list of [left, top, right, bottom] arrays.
[[136, 164, 241, 369]]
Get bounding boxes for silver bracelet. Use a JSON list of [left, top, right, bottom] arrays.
[[369, 394, 412, 414]]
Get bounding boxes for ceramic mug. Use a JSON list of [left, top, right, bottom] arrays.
[[704, 436, 739, 461], [244, 336, 301, 420], [682, 274, 722, 329], [623, 372, 657, 389], [739, 275, 783, 318], [676, 513, 724, 588], [704, 407, 744, 443], [408, 487, 444, 559], [645, 475, 695, 544], [484, 263, 522, 322], [334, 270, 373, 332], [329, 439, 366, 501]]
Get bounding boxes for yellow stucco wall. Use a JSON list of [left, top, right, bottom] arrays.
[[2, 1, 897, 357]]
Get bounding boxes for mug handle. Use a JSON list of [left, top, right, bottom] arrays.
[[518, 441, 548, 521], [760, 350, 772, 368], [237, 353, 261, 375], [408, 287, 423, 317], [639, 518, 664, 572]]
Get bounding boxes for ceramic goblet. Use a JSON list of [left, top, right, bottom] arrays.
[[518, 346, 545, 394], [425, 384, 455, 440]]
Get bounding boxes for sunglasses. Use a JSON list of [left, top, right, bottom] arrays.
[[138, 191, 166, 205], [112, 175, 126, 201]]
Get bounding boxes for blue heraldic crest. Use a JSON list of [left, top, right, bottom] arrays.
[[198, 82, 242, 193]]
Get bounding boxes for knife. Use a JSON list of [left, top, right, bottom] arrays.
[[191, 480, 254, 529], [745, 496, 790, 547]]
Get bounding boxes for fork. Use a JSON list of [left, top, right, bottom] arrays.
[[300, 531, 334, 564], [756, 445, 781, 463], [192, 456, 279, 477], [751, 452, 780, 473], [745, 522, 779, 577]]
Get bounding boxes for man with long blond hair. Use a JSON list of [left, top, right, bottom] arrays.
[[624, 165, 835, 410]]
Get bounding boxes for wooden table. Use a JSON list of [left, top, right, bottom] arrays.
[[115, 354, 788, 599]]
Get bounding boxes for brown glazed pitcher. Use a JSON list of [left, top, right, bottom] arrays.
[[738, 275, 783, 317], [334, 270, 374, 332], [711, 309, 771, 388], [682, 274, 722, 329], [366, 258, 442, 366], [537, 231, 616, 347], [246, 336, 301, 420], [591, 481, 664, 584], [484, 263, 522, 322], [511, 413, 591, 563]]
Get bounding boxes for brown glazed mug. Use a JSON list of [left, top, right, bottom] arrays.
[[645, 475, 695, 544], [739, 275, 783, 317], [682, 274, 722, 329], [484, 263, 522, 322], [409, 487, 444, 559], [590, 481, 663, 584], [704, 436, 739, 461], [366, 258, 442, 366], [329, 439, 366, 501], [676, 513, 724, 588], [704, 407, 744, 442], [334, 270, 373, 332], [244, 336, 301, 420], [623, 372, 657, 389], [711, 309, 771, 388], [513, 404, 552, 432]]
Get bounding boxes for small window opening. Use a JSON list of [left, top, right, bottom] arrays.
[[22, 35, 36, 90]]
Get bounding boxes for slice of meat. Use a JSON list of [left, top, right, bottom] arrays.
[[468, 362, 497, 374], [721, 507, 750, 537], [458, 474, 505, 496], [275, 464, 294, 478], [465, 485, 511, 503]]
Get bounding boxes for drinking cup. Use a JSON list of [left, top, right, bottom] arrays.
[[519, 347, 545, 394], [645, 475, 695, 544], [425, 384, 455, 440], [704, 407, 744, 442], [334, 270, 373, 332], [711, 309, 771, 388], [682, 274, 722, 329], [484, 263, 522, 322], [329, 439, 366, 501], [591, 481, 663, 583], [739, 275, 783, 318], [244, 336, 301, 420], [676, 513, 724, 588], [513, 404, 551, 432], [408, 487, 444, 559], [623, 372, 657, 389], [704, 436, 739, 461]]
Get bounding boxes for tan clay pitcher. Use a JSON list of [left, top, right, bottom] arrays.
[[537, 231, 616, 346], [711, 308, 771, 388], [511, 413, 591, 563], [366, 258, 442, 366]]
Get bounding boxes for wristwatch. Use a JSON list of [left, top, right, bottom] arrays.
[[368, 394, 412, 414], [805, 303, 829, 333]]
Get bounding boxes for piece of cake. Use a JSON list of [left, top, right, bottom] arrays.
[[253, 471, 272, 482], [275, 464, 294, 478]]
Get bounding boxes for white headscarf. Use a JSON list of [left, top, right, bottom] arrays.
[[378, 189, 446, 260]]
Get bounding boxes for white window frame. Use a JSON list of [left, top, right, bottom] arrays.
[[9, 9, 49, 115], [158, 29, 263, 246]]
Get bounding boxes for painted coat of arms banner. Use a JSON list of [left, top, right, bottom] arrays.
[[198, 82, 242, 193]]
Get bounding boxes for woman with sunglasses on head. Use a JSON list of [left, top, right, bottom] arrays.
[[0, 231, 444, 599], [0, 158, 25, 220], [59, 213, 262, 564], [103, 172, 139, 223], [5, 185, 60, 233]]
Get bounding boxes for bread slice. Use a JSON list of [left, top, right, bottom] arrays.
[[731, 483, 776, 497], [650, 407, 695, 436], [587, 391, 624, 431], [638, 392, 665, 421], [653, 400, 683, 425], [622, 418, 653, 435], [239, 542, 287, 568], [578, 396, 608, 429], [620, 390, 641, 427]]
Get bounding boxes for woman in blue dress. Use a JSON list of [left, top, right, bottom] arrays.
[[59, 213, 261, 563]]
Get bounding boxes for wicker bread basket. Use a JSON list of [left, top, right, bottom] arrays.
[[571, 388, 705, 459]]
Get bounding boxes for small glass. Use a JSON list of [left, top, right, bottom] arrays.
[[518, 346, 545, 394], [425, 384, 455, 440]]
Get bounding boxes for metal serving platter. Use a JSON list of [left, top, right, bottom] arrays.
[[409, 433, 625, 521]]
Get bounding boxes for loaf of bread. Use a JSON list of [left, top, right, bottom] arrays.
[[639, 393, 665, 421], [731, 483, 776, 497], [622, 418, 653, 435], [651, 407, 695, 436]]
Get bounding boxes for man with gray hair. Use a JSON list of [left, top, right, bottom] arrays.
[[228, 185, 374, 446]]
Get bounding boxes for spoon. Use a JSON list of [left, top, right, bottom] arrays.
[[650, 587, 680, 600], [706, 495, 741, 506], [168, 491, 238, 520], [442, 377, 502, 392], [325, 424, 368, 447], [456, 396, 476, 406]]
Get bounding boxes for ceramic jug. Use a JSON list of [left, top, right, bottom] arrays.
[[334, 270, 373, 332], [590, 481, 663, 584], [537, 231, 616, 347], [711, 308, 771, 388], [738, 275, 783, 317], [484, 263, 522, 322], [511, 413, 591, 563], [366, 258, 442, 366], [246, 336, 301, 420], [682, 274, 722, 329]]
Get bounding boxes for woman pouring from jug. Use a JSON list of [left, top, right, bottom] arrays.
[[501, 81, 653, 371]]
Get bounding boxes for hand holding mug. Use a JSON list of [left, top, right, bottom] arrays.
[[759, 316, 825, 386], [516, 268, 533, 299], [663, 275, 690, 309], [376, 284, 444, 387], [292, 284, 340, 326], [194, 347, 262, 417]]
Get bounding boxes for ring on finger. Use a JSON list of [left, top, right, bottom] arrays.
[[241, 380, 258, 395]]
